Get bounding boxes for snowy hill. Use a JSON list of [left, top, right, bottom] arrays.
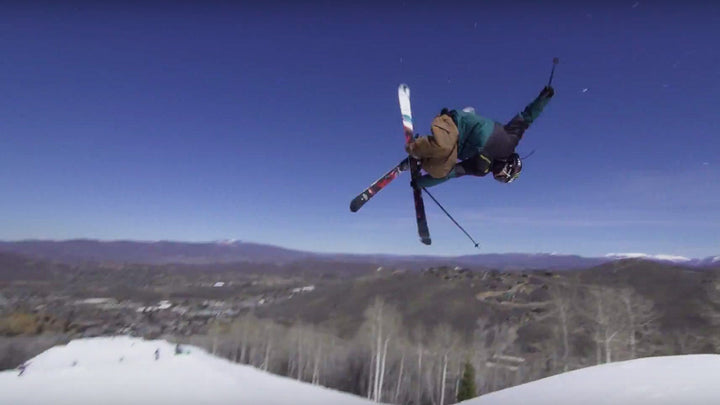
[[465, 355, 720, 405], [605, 252, 693, 263], [3, 337, 720, 405], [606, 253, 720, 267], [0, 337, 375, 405]]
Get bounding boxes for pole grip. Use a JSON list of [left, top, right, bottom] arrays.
[[548, 57, 559, 87]]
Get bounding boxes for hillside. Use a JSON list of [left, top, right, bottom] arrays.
[[466, 354, 720, 405], [2, 249, 720, 402], [3, 337, 720, 405], [0, 337, 376, 405], [257, 260, 715, 342]]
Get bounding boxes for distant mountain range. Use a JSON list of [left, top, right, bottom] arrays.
[[0, 239, 717, 271]]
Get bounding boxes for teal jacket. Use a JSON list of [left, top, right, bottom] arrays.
[[416, 91, 552, 188]]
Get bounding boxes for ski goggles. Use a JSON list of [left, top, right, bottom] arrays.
[[492, 155, 522, 184]]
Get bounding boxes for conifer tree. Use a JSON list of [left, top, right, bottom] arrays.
[[457, 361, 477, 402]]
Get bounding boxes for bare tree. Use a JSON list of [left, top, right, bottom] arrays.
[[360, 297, 403, 403], [259, 318, 281, 372], [411, 324, 428, 405], [393, 344, 406, 403], [579, 285, 660, 365], [308, 327, 338, 386], [546, 281, 578, 372], [618, 287, 657, 359], [432, 323, 462, 405], [701, 277, 720, 350], [670, 327, 707, 354], [207, 320, 228, 356], [474, 317, 519, 394], [287, 321, 310, 381], [230, 312, 258, 364], [588, 287, 622, 363]]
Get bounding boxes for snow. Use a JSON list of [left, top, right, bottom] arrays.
[[77, 298, 115, 305], [5, 337, 720, 405], [648, 254, 691, 262], [606, 252, 691, 263], [0, 336, 375, 405], [464, 355, 720, 405], [214, 239, 240, 245], [137, 300, 173, 312], [291, 285, 315, 293]]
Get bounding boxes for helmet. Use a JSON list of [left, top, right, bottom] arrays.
[[492, 153, 522, 183]]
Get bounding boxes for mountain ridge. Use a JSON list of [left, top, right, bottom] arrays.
[[0, 239, 717, 271]]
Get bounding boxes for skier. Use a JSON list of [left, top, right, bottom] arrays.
[[405, 86, 554, 188]]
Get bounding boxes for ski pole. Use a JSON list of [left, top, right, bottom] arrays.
[[421, 187, 480, 249], [548, 57, 559, 87]]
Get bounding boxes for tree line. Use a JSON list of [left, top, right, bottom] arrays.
[[188, 276, 719, 405]]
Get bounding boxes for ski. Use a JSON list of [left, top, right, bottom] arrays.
[[349, 158, 409, 213], [398, 84, 431, 245]]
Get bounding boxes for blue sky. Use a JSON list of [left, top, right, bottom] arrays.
[[1, 1, 718, 258]]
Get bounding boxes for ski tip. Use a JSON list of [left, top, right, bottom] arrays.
[[398, 83, 410, 94], [421, 237, 431, 246], [349, 200, 361, 213], [552, 57, 560, 64]]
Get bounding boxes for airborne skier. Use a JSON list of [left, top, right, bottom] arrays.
[[350, 58, 558, 247], [350, 82, 556, 212], [406, 85, 555, 188]]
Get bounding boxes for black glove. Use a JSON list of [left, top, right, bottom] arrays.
[[459, 152, 492, 176], [539, 85, 555, 99]]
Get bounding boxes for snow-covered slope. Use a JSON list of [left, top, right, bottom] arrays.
[[605, 253, 720, 267], [606, 252, 692, 263], [0, 336, 375, 405], [464, 355, 720, 405], [4, 337, 720, 405]]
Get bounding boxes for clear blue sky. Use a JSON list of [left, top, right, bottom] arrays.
[[1, 1, 718, 258]]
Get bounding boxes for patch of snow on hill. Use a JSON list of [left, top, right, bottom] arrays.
[[606, 253, 691, 263], [464, 355, 720, 405], [0, 336, 377, 405]]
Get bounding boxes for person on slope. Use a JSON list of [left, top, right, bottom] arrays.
[[405, 86, 555, 187]]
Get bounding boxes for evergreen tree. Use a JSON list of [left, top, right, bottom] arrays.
[[457, 361, 477, 402]]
